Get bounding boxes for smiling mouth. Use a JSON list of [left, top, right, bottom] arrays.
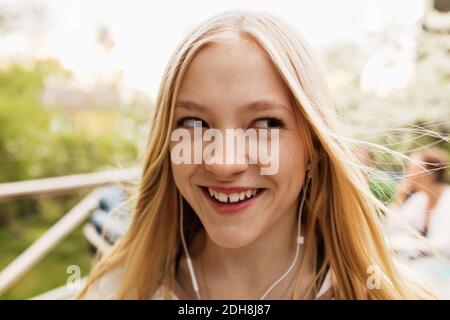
[[200, 187, 265, 205]]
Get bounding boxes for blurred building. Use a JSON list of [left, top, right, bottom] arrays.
[[41, 80, 123, 136]]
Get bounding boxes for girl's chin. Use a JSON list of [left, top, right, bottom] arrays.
[[205, 229, 261, 249]]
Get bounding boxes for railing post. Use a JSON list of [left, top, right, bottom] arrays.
[[0, 168, 139, 202], [0, 190, 101, 296]]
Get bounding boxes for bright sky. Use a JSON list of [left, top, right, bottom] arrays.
[[0, 0, 425, 98]]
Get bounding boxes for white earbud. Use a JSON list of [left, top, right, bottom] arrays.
[[179, 165, 312, 300]]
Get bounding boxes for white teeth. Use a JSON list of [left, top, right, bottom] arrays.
[[207, 188, 259, 203], [218, 192, 228, 203], [229, 193, 240, 203]]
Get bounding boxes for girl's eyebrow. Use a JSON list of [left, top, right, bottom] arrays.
[[175, 99, 290, 113], [175, 100, 209, 112]]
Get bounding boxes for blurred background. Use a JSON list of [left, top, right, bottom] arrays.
[[0, 0, 449, 299]]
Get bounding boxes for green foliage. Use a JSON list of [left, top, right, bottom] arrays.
[[368, 172, 396, 205], [0, 60, 145, 298], [0, 60, 139, 184], [0, 208, 94, 299]]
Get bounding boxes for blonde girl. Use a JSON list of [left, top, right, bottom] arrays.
[[78, 10, 431, 300]]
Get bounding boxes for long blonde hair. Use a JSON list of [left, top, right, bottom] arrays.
[[78, 10, 431, 299]]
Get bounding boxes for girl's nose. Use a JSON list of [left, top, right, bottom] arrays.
[[204, 161, 249, 179], [203, 143, 249, 179]]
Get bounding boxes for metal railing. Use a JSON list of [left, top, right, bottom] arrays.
[[0, 168, 139, 298]]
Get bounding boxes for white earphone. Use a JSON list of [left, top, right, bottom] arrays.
[[179, 164, 312, 300]]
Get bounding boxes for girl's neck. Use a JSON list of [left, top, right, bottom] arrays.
[[191, 204, 310, 299]]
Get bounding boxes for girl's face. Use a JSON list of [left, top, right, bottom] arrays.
[[405, 155, 435, 190], [170, 38, 308, 248]]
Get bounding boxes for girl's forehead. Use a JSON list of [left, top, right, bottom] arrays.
[[178, 40, 291, 108], [185, 40, 270, 80]]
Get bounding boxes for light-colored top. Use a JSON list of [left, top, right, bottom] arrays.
[[83, 266, 334, 300], [385, 186, 450, 258]]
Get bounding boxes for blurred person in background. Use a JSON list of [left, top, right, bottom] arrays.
[[387, 148, 450, 258]]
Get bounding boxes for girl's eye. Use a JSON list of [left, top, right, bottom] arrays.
[[252, 118, 285, 129], [177, 117, 208, 128]]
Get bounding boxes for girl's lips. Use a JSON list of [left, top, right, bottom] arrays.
[[200, 187, 266, 214], [204, 185, 256, 193]]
